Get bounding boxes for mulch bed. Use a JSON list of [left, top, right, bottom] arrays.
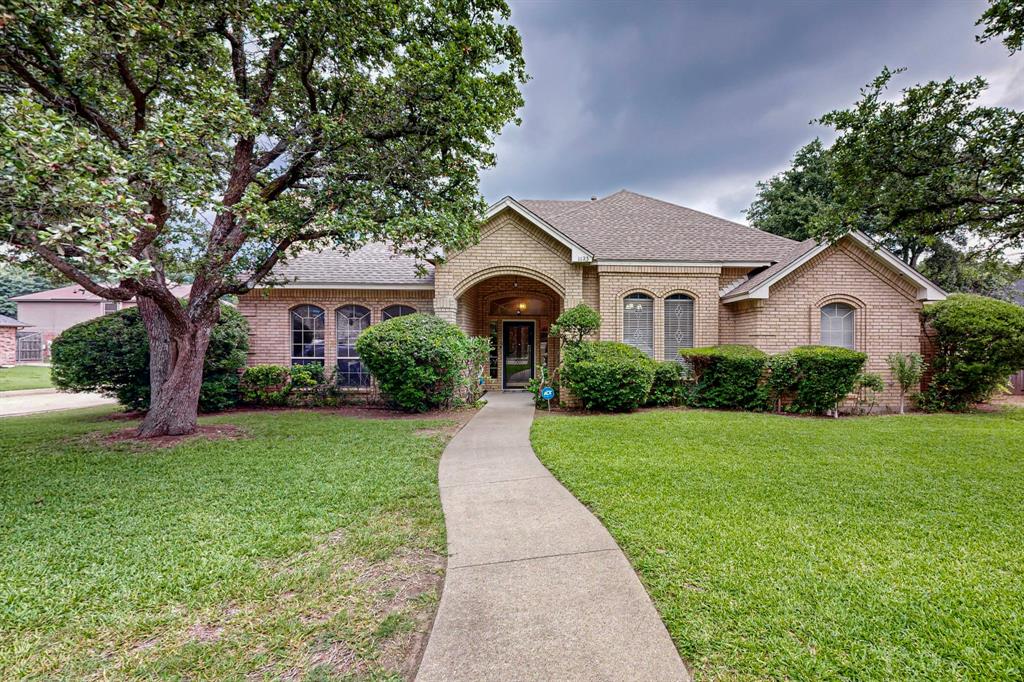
[[99, 424, 248, 449]]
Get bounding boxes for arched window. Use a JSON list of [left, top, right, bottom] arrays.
[[291, 305, 325, 365], [336, 305, 371, 387], [382, 304, 416, 321], [664, 294, 694, 362], [623, 293, 654, 357], [820, 302, 855, 349]]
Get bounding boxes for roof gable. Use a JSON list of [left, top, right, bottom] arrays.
[[721, 232, 946, 302], [484, 198, 594, 263]]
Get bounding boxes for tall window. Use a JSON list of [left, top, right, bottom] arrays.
[[820, 303, 855, 349], [382, 304, 416, 320], [336, 305, 371, 387], [664, 294, 694, 362], [623, 293, 654, 357], [291, 305, 325, 365]]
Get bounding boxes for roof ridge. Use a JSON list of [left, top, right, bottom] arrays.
[[540, 190, 627, 222], [618, 190, 798, 246]]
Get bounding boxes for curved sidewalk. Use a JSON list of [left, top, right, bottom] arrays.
[[417, 391, 688, 681]]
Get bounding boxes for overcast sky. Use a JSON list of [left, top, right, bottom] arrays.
[[479, 0, 1024, 223]]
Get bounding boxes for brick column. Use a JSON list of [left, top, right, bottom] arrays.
[[434, 293, 457, 324]]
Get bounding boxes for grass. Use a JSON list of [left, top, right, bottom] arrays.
[[0, 406, 455, 679], [0, 364, 53, 391], [531, 408, 1024, 681]]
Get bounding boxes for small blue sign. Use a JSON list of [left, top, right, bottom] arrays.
[[478, 376, 485, 385], [540, 387, 555, 401]]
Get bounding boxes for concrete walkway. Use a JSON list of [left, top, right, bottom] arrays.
[[417, 391, 689, 681], [0, 388, 116, 417]]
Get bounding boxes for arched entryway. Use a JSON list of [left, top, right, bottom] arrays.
[[455, 274, 564, 390]]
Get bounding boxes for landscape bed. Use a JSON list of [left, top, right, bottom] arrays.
[[0, 406, 454, 679], [531, 407, 1024, 681]]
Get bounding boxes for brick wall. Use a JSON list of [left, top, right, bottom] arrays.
[[0, 327, 16, 365], [237, 287, 434, 367], [596, 265, 723, 360], [721, 237, 925, 408]]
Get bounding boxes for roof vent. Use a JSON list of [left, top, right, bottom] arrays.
[[590, 196, 597, 201]]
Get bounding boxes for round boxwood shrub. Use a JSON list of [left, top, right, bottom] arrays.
[[921, 294, 1024, 410], [561, 341, 656, 412], [679, 344, 768, 410], [784, 345, 867, 415], [356, 313, 469, 412], [646, 360, 685, 407], [51, 303, 248, 412]]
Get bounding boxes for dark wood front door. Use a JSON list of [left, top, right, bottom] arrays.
[[502, 321, 535, 389]]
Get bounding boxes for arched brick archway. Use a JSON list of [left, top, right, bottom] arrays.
[[452, 272, 564, 390]]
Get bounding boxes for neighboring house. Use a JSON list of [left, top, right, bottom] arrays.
[[11, 284, 192, 352], [0, 314, 27, 366], [238, 190, 946, 408]]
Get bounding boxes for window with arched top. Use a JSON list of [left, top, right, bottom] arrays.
[[820, 302, 855, 349], [382, 304, 417, 321], [291, 305, 325, 365], [664, 294, 694, 362], [336, 305, 371, 386], [623, 293, 654, 357]]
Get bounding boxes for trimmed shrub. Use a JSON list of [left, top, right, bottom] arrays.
[[561, 341, 656, 412], [289, 362, 325, 388], [679, 345, 768, 410], [921, 294, 1024, 410], [356, 313, 468, 412], [551, 303, 601, 346], [646, 361, 685, 407], [240, 364, 292, 406], [461, 335, 491, 403], [766, 353, 800, 413], [785, 345, 867, 415], [51, 303, 248, 412]]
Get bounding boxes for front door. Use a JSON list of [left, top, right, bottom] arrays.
[[502, 321, 535, 389]]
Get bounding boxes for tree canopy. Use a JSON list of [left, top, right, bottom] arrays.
[[0, 0, 526, 435], [977, 0, 1024, 54]]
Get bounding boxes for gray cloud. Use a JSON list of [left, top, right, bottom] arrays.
[[480, 0, 1022, 222]]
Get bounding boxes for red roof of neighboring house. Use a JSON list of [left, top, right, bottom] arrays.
[[11, 283, 192, 302]]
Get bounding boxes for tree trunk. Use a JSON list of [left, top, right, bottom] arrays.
[[137, 296, 172, 402], [137, 320, 213, 438]]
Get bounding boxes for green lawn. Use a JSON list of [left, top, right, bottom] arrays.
[[532, 408, 1024, 681], [0, 364, 53, 391], [0, 406, 453, 679]]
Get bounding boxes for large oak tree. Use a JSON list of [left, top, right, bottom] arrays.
[[0, 0, 526, 436]]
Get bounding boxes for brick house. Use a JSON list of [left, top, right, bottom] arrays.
[[238, 190, 945, 407]]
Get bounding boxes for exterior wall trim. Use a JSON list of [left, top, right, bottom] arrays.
[[596, 260, 771, 268], [273, 282, 434, 290]]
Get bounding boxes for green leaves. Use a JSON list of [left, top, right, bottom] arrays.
[[815, 69, 1024, 253]]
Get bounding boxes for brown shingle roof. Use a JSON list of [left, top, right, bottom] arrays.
[[269, 242, 434, 287], [721, 238, 820, 298], [534, 190, 796, 262], [518, 199, 591, 219]]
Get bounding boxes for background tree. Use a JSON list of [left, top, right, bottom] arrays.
[[745, 138, 930, 265], [977, 0, 1024, 54], [918, 240, 1023, 301], [813, 68, 1024, 255], [0, 0, 526, 436], [0, 262, 62, 317]]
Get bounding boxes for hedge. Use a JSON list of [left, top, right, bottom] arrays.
[[561, 341, 656, 412], [679, 345, 768, 410], [784, 345, 867, 415], [356, 313, 472, 412], [51, 303, 248, 412], [921, 294, 1024, 410], [646, 361, 685, 407]]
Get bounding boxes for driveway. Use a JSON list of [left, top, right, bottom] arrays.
[[416, 391, 689, 681], [0, 388, 116, 417]]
